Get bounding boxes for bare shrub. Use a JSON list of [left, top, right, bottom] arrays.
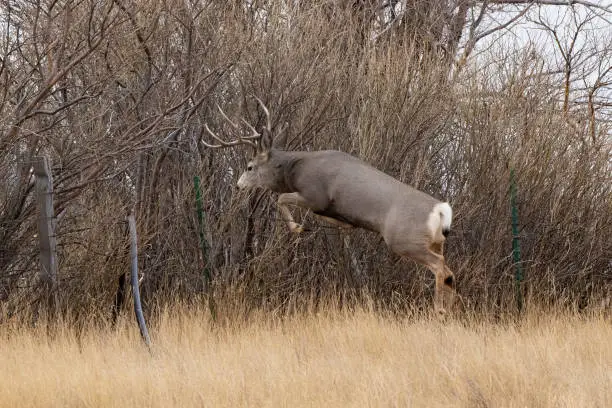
[[1, 1, 610, 323]]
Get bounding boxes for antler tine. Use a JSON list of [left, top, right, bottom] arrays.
[[253, 96, 272, 134], [240, 118, 264, 140], [238, 138, 258, 149], [202, 101, 266, 150], [216, 104, 239, 129], [202, 123, 230, 148], [202, 123, 258, 149]]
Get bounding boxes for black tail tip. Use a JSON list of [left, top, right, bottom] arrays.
[[442, 228, 450, 238]]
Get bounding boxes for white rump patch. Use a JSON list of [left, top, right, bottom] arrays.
[[427, 202, 453, 238]]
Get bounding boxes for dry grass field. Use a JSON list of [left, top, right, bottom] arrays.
[[0, 307, 610, 408]]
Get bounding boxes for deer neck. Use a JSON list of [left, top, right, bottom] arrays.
[[268, 149, 302, 194]]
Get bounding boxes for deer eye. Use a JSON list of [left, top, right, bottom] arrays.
[[247, 165, 253, 171]]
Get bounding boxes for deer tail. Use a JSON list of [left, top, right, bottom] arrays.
[[429, 202, 453, 240]]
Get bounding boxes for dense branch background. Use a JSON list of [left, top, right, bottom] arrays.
[[1, 0, 610, 322]]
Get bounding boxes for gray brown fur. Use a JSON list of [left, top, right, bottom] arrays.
[[237, 148, 458, 313]]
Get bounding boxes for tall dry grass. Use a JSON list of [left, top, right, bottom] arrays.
[[1, 306, 610, 407]]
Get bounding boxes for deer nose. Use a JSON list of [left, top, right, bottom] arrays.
[[237, 173, 247, 189]]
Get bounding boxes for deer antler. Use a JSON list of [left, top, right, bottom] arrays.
[[202, 104, 261, 149], [253, 96, 271, 135]]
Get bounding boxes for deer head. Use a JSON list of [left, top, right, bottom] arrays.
[[204, 97, 286, 192]]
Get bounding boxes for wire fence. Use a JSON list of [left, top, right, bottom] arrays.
[[1, 156, 611, 323]]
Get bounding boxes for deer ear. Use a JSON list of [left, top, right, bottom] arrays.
[[258, 151, 269, 162]]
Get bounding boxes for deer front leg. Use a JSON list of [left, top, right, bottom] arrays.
[[277, 192, 311, 233], [278, 193, 351, 233]]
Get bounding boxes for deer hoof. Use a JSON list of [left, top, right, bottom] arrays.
[[289, 223, 304, 233], [436, 307, 447, 316]]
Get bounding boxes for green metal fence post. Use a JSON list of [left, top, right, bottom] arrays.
[[510, 168, 524, 313], [194, 176, 212, 287]]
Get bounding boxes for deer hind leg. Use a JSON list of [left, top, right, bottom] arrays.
[[433, 261, 457, 315], [402, 243, 457, 314], [313, 214, 354, 230]]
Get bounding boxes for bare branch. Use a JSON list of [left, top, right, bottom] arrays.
[[485, 0, 612, 13], [456, 2, 533, 71]]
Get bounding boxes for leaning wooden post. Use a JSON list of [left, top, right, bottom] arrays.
[[128, 213, 151, 347], [33, 157, 58, 291], [194, 176, 216, 321]]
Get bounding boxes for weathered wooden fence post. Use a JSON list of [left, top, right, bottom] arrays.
[[33, 156, 58, 291], [194, 176, 216, 321]]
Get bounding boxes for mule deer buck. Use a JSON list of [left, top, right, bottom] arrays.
[[203, 99, 458, 313]]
